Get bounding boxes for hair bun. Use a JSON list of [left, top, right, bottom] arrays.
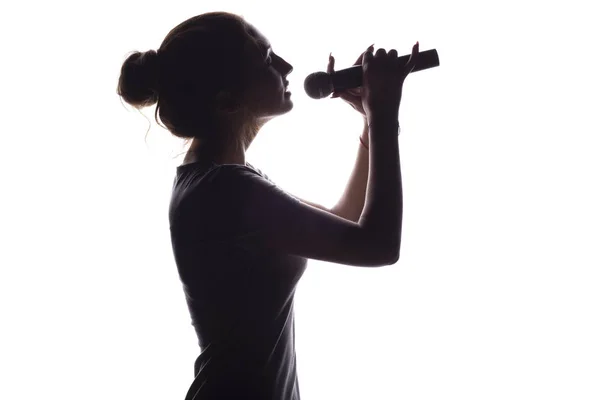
[[117, 49, 161, 108]]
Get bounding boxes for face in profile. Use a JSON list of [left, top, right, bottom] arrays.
[[241, 25, 294, 121]]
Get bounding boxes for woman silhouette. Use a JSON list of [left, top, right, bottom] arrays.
[[117, 10, 418, 400]]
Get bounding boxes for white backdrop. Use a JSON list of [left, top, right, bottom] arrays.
[[1, 0, 599, 399]]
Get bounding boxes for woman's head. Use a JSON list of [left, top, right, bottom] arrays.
[[117, 11, 293, 152]]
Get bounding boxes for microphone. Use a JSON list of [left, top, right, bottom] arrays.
[[304, 48, 440, 99]]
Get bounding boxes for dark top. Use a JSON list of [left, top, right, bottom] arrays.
[[169, 160, 307, 400]]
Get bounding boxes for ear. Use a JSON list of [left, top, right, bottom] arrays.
[[215, 91, 242, 114]]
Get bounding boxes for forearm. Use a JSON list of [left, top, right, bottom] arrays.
[[331, 118, 370, 223], [359, 114, 402, 259]]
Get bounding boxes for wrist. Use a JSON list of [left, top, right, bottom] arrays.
[[360, 119, 369, 149], [359, 135, 369, 150], [367, 118, 401, 138], [366, 110, 399, 125]]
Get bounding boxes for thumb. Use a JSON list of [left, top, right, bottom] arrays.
[[404, 41, 420, 75], [363, 47, 373, 67]]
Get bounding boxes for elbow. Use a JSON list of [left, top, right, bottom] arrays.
[[371, 242, 400, 267], [363, 244, 399, 267], [386, 246, 400, 266], [384, 237, 401, 266], [363, 230, 401, 267]]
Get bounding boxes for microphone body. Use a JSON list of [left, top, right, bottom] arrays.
[[304, 48, 440, 99]]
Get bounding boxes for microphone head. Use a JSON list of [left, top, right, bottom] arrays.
[[304, 71, 333, 99]]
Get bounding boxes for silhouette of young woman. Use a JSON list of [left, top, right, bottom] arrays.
[[117, 10, 419, 400]]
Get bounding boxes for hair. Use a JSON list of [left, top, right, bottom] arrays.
[[117, 11, 263, 153]]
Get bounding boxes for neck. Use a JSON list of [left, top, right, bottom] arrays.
[[184, 138, 246, 166], [183, 116, 273, 166]]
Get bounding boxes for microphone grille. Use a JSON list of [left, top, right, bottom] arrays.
[[303, 72, 332, 99]]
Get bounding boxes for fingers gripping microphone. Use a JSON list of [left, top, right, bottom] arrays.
[[304, 48, 440, 99]]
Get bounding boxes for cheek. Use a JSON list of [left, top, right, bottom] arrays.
[[264, 68, 283, 87], [255, 76, 283, 99], [244, 72, 285, 111]]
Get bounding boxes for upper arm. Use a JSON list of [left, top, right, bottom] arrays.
[[216, 167, 396, 267]]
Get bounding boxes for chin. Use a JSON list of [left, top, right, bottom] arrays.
[[273, 98, 295, 116], [277, 103, 293, 117]]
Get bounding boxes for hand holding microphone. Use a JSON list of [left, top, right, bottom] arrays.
[[326, 45, 375, 118], [362, 42, 421, 122], [304, 44, 439, 100]]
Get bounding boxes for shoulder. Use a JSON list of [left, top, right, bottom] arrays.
[[174, 163, 288, 211], [203, 165, 299, 212], [179, 164, 275, 207], [245, 162, 271, 181], [171, 164, 269, 224], [206, 164, 270, 187]]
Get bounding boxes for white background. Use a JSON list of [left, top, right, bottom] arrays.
[[1, 0, 599, 399]]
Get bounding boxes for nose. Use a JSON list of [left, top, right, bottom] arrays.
[[283, 60, 293, 75], [278, 56, 293, 77]]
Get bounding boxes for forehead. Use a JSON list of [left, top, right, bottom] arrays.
[[246, 25, 271, 51]]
